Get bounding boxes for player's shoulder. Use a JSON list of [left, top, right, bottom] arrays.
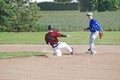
[[91, 18, 97, 23], [92, 18, 97, 21]]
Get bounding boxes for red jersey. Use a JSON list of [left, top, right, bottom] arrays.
[[45, 31, 62, 46]]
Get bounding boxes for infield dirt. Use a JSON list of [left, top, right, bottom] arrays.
[[0, 44, 120, 80]]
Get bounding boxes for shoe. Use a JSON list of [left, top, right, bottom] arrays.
[[71, 47, 74, 55], [90, 51, 96, 55], [88, 48, 90, 51], [88, 48, 95, 51]]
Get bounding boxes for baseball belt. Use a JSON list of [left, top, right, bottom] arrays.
[[52, 42, 60, 48]]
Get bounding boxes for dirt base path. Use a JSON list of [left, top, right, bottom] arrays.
[[0, 44, 120, 80], [0, 44, 120, 53]]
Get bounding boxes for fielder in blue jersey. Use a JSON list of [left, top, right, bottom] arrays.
[[84, 12, 102, 55]]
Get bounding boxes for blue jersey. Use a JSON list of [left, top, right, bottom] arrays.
[[87, 18, 101, 32]]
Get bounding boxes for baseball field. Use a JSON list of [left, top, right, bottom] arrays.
[[0, 44, 120, 80], [0, 10, 120, 80], [0, 31, 120, 80]]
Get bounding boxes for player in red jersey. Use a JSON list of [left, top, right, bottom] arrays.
[[45, 25, 73, 56]]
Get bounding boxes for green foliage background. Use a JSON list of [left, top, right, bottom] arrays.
[[0, 0, 120, 32], [0, 0, 40, 32], [78, 0, 120, 12], [37, 10, 120, 31], [38, 2, 78, 11]]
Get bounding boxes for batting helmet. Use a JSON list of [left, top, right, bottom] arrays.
[[48, 25, 54, 30]]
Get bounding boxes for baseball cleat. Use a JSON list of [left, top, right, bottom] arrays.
[[88, 48, 95, 51], [71, 47, 74, 55], [88, 48, 90, 51], [90, 51, 96, 55]]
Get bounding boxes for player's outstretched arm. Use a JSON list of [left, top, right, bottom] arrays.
[[61, 34, 71, 38], [61, 34, 67, 37]]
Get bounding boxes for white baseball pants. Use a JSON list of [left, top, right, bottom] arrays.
[[89, 31, 99, 53], [53, 42, 72, 56]]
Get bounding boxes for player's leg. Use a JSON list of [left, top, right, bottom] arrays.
[[53, 47, 62, 56], [89, 31, 99, 54], [58, 42, 73, 54]]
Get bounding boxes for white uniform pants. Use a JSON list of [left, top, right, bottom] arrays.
[[89, 31, 99, 52], [53, 42, 72, 56]]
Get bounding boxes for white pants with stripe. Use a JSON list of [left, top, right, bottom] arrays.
[[89, 31, 99, 52], [53, 42, 72, 56]]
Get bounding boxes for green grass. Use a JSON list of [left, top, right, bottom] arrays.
[[38, 10, 120, 31], [60, 31, 120, 45], [0, 52, 46, 59], [0, 31, 119, 59], [0, 32, 44, 44], [0, 32, 120, 45]]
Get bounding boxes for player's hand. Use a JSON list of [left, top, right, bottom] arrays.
[[83, 28, 87, 31]]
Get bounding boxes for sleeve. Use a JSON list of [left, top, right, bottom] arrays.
[[54, 32, 60, 37], [93, 20, 102, 32], [55, 32, 63, 37], [92, 19, 96, 27], [55, 31, 67, 37], [87, 20, 93, 30]]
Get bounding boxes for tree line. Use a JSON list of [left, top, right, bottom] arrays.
[[0, 0, 40, 32], [78, 0, 120, 12], [38, 2, 78, 11]]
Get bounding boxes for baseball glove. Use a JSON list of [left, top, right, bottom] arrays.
[[99, 32, 103, 39]]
